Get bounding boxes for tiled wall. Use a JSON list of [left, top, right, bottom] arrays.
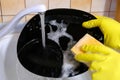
[[0, 0, 116, 23]]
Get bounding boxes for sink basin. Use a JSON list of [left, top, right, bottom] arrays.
[[0, 33, 19, 80], [0, 33, 92, 80]]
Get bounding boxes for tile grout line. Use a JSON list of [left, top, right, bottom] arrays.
[[0, 0, 3, 22], [70, 0, 71, 8], [48, 0, 49, 9], [108, 0, 113, 17], [91, 11, 114, 13], [24, 0, 27, 21], [90, 0, 92, 13]]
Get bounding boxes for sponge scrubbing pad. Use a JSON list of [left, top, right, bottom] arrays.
[[71, 34, 103, 55]]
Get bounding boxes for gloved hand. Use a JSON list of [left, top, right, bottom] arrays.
[[75, 44, 120, 80], [83, 16, 120, 50]]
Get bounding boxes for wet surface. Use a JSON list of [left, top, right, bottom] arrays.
[[17, 9, 103, 78], [18, 39, 63, 77]]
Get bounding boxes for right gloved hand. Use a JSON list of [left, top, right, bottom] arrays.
[[75, 44, 120, 80], [83, 16, 120, 50]]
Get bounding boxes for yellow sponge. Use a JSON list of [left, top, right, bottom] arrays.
[[71, 34, 103, 55]]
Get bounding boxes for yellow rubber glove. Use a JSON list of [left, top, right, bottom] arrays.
[[83, 16, 120, 50], [75, 44, 120, 80]]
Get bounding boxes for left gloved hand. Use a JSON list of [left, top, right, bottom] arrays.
[[75, 44, 120, 80], [82, 16, 120, 50]]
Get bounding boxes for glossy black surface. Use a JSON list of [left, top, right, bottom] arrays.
[[18, 39, 63, 77], [17, 8, 104, 78], [17, 9, 103, 51]]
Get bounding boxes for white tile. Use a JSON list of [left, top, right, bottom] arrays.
[[0, 16, 2, 22], [26, 0, 48, 10], [49, 0, 70, 9], [71, 0, 92, 12], [0, 6, 1, 15], [91, 0, 112, 12], [91, 12, 109, 16], [1, 0, 25, 15], [2, 16, 25, 23]]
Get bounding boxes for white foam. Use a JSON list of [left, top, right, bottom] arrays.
[[48, 20, 73, 44], [47, 20, 80, 77]]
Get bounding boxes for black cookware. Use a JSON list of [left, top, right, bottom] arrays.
[[17, 8, 103, 78]]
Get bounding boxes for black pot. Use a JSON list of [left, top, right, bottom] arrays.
[[17, 8, 103, 78]]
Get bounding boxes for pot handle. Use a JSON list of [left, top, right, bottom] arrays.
[[0, 5, 46, 38]]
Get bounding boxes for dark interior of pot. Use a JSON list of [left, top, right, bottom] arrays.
[[17, 9, 104, 78]]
